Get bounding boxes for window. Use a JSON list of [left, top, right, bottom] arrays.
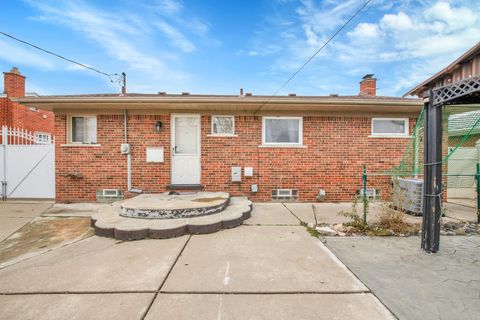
[[34, 132, 52, 144], [262, 117, 303, 145], [69, 116, 97, 144], [272, 189, 298, 201], [371, 118, 409, 137], [211, 115, 235, 135]]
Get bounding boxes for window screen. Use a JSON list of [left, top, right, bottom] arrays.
[[212, 116, 234, 134], [71, 116, 97, 143], [264, 118, 301, 144], [372, 119, 407, 136]]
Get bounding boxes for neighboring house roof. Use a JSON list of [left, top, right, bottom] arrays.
[[15, 93, 422, 115], [448, 110, 480, 137], [404, 41, 480, 97]]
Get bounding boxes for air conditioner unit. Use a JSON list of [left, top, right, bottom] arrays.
[[392, 178, 423, 215]]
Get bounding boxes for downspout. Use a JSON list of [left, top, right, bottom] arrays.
[[124, 109, 142, 193]]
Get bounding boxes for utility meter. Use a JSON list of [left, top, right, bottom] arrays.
[[120, 143, 131, 154]]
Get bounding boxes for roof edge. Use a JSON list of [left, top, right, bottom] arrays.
[[403, 41, 480, 97]]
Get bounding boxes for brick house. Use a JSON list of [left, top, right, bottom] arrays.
[[1, 67, 54, 137], [18, 75, 422, 202]]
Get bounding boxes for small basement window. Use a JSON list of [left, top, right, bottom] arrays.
[[272, 189, 298, 201], [69, 116, 97, 144], [371, 118, 409, 137], [263, 117, 303, 145], [211, 115, 235, 135]]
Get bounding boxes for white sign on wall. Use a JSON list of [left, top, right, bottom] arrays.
[[146, 147, 164, 163]]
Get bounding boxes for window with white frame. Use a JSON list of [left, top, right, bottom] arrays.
[[69, 116, 97, 144], [262, 117, 303, 145], [211, 115, 235, 135], [34, 132, 52, 144], [371, 118, 409, 137]]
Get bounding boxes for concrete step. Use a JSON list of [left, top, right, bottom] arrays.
[[120, 192, 230, 219], [91, 196, 252, 240]]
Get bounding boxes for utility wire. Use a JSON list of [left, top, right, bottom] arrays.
[[253, 0, 374, 114], [0, 31, 118, 82]]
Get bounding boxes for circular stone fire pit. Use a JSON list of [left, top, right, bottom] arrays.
[[120, 192, 230, 219], [91, 192, 252, 240]]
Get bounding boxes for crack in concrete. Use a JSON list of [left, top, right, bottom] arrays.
[[140, 234, 192, 320]]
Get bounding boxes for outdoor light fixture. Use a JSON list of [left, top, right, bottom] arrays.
[[155, 121, 163, 132]]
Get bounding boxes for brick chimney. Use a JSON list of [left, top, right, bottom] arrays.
[[3, 67, 26, 98], [359, 74, 376, 96]]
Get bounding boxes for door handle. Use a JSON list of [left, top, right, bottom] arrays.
[[173, 146, 178, 154]]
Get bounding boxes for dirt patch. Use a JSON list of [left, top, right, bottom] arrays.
[[0, 217, 93, 267]]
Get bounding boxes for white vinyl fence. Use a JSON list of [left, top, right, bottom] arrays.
[[0, 126, 55, 199]]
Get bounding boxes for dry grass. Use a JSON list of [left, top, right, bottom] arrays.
[[374, 205, 420, 235]]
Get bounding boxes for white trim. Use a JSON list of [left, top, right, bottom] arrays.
[[207, 134, 238, 137], [371, 117, 409, 137], [258, 144, 307, 148], [171, 114, 201, 185], [368, 135, 411, 139], [262, 116, 303, 145], [67, 115, 97, 144], [211, 115, 235, 135]]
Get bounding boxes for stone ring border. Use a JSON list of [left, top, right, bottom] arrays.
[[91, 205, 252, 241], [119, 198, 230, 219]]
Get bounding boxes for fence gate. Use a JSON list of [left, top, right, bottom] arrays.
[[447, 146, 478, 206], [0, 126, 55, 200]]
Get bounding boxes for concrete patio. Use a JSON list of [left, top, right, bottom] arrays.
[[0, 200, 478, 319], [0, 201, 394, 320]]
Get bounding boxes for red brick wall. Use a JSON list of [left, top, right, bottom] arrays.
[[360, 79, 376, 96], [4, 100, 54, 134], [55, 113, 416, 202], [3, 71, 25, 99], [1, 69, 55, 135]]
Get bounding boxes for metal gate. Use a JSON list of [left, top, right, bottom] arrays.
[[0, 126, 55, 199]]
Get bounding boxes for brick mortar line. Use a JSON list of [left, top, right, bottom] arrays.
[[141, 234, 192, 320]]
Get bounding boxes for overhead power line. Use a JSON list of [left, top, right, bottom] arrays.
[[253, 0, 374, 114], [0, 31, 118, 82]]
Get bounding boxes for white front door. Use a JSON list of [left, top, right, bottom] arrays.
[[171, 114, 201, 185]]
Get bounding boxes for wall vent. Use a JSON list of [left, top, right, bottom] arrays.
[[358, 188, 378, 198], [272, 189, 298, 201]]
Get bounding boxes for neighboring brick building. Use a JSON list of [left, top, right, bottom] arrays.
[[1, 67, 54, 136], [19, 75, 422, 202]]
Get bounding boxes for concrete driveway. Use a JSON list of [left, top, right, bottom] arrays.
[[0, 201, 53, 242], [0, 202, 394, 320]]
